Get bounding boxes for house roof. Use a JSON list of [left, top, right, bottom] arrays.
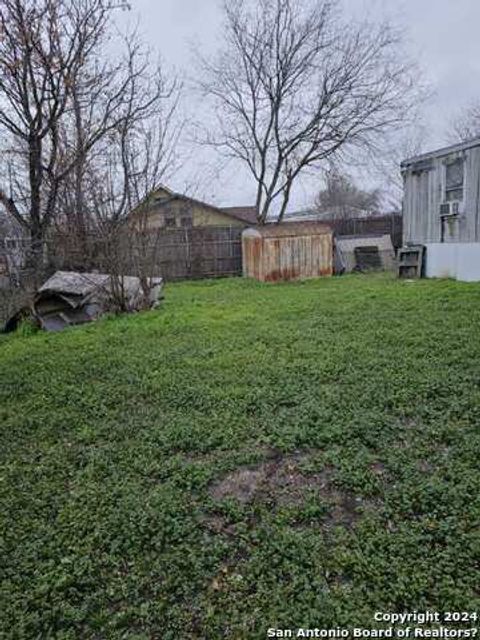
[[142, 186, 223, 217], [243, 221, 332, 238], [221, 206, 258, 225], [134, 186, 256, 226], [401, 136, 480, 168]]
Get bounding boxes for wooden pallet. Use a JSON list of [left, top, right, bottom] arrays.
[[398, 245, 425, 278]]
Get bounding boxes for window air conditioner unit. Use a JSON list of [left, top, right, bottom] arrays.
[[439, 201, 463, 216]]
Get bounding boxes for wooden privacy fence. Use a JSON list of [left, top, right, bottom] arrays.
[[144, 226, 243, 280], [5, 216, 402, 289], [322, 214, 403, 248], [48, 226, 244, 282]]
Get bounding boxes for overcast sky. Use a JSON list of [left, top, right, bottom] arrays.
[[119, 0, 480, 211]]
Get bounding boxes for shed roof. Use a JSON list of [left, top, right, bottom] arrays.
[[243, 222, 332, 238], [221, 206, 257, 225], [401, 136, 480, 168]]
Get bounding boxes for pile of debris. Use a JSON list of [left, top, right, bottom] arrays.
[[33, 271, 164, 332]]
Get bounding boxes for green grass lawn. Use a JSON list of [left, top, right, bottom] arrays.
[[1, 274, 479, 639]]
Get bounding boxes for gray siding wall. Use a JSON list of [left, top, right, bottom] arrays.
[[403, 146, 480, 244]]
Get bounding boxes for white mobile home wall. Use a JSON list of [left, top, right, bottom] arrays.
[[424, 243, 480, 281], [402, 143, 480, 245], [402, 140, 480, 281]]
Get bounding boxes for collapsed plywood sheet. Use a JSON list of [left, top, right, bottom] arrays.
[[34, 271, 163, 331]]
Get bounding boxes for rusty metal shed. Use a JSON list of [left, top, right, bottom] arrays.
[[242, 222, 333, 282]]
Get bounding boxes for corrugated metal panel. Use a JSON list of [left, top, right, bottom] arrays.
[[242, 227, 333, 282]]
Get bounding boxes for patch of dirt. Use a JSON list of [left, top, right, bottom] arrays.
[[210, 466, 267, 503], [208, 453, 371, 530], [209, 452, 323, 505]]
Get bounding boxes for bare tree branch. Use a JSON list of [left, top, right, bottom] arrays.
[[198, 0, 421, 224], [0, 0, 180, 277], [450, 102, 480, 143]]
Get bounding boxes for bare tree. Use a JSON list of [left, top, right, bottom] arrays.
[[56, 30, 181, 224], [0, 0, 117, 263], [450, 102, 480, 142], [314, 170, 381, 220], [0, 0, 179, 278], [198, 0, 420, 224], [364, 123, 427, 213], [66, 70, 182, 310]]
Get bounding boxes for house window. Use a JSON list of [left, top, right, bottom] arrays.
[[164, 216, 176, 228], [445, 158, 464, 202]]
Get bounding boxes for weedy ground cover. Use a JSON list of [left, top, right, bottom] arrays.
[[1, 274, 479, 638]]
